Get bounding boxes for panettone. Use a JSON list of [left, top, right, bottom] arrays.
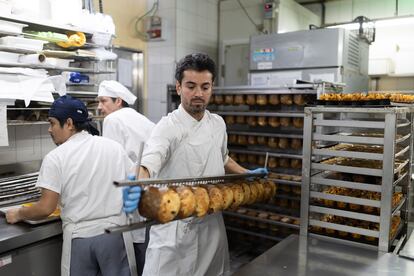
[[139, 187, 181, 223], [206, 185, 224, 213], [192, 186, 210, 217], [280, 94, 293, 105], [269, 94, 280, 105], [174, 186, 196, 219]]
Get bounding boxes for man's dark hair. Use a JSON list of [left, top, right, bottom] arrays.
[[110, 97, 129, 107], [56, 118, 100, 136], [175, 53, 216, 84]]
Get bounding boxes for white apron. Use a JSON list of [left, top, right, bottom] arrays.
[[60, 216, 134, 276], [142, 115, 230, 276]]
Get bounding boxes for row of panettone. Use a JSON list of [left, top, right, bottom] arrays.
[[211, 94, 308, 106], [229, 153, 302, 169], [139, 180, 277, 223], [225, 115, 304, 128], [319, 92, 414, 103], [312, 215, 401, 242], [228, 135, 302, 150]]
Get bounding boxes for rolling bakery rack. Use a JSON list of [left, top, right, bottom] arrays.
[[300, 106, 413, 251]]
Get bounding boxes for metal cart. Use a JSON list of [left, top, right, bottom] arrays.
[[300, 106, 413, 251]]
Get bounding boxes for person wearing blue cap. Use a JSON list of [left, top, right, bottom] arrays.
[[123, 53, 267, 276], [6, 95, 140, 276], [98, 80, 155, 276]]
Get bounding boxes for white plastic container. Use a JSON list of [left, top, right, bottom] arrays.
[[0, 19, 27, 34], [0, 36, 46, 51], [0, 51, 19, 63], [19, 54, 72, 67]]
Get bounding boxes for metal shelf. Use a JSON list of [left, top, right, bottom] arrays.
[[227, 130, 302, 139], [309, 219, 379, 238], [269, 178, 301, 187], [274, 193, 301, 201], [223, 210, 299, 230], [215, 111, 304, 117], [225, 226, 284, 242], [310, 205, 380, 223], [0, 14, 98, 35], [311, 174, 382, 192], [251, 203, 300, 216], [310, 191, 381, 207], [311, 163, 383, 177], [313, 148, 383, 161], [0, 61, 116, 73], [392, 196, 406, 217], [229, 148, 302, 159], [0, 45, 37, 54], [313, 133, 384, 145], [7, 120, 49, 126]]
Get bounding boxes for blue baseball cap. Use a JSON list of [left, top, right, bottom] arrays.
[[48, 95, 89, 123]]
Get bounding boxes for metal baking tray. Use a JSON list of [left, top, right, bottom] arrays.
[[0, 205, 60, 225]]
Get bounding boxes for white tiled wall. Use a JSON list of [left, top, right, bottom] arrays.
[[146, 0, 219, 123], [0, 125, 55, 166]]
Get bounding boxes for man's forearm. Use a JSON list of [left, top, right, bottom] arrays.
[[224, 157, 248, 174]]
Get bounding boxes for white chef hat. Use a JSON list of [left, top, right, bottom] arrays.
[[98, 80, 137, 105]]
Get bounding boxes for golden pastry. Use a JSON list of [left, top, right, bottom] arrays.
[[246, 95, 256, 105], [214, 95, 224, 105], [235, 115, 245, 124], [269, 94, 280, 105], [257, 116, 267, 127], [268, 137, 278, 148], [247, 136, 257, 145], [224, 95, 234, 105], [225, 115, 235, 125], [257, 136, 267, 145], [234, 95, 245, 105], [280, 94, 293, 105], [280, 117, 291, 127], [247, 116, 257, 127], [268, 117, 280, 128], [256, 95, 268, 105]]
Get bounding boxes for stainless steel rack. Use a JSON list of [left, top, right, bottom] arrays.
[[0, 172, 40, 207], [300, 106, 413, 251]]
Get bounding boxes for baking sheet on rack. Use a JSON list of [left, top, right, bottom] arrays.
[[0, 204, 60, 225]]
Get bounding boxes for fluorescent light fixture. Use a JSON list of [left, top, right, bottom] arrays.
[[326, 16, 414, 30], [375, 16, 414, 27]]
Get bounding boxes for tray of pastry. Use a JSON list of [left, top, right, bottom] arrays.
[[0, 202, 61, 225], [106, 176, 276, 233], [309, 214, 402, 244], [313, 156, 409, 177], [314, 143, 409, 161], [311, 186, 404, 215], [224, 115, 304, 129]]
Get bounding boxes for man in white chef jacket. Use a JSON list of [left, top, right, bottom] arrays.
[[6, 95, 140, 276], [124, 53, 267, 276], [98, 80, 155, 275]]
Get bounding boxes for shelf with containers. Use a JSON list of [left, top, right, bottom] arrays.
[[300, 106, 413, 252], [0, 16, 115, 207]]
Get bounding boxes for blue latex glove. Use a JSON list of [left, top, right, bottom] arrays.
[[122, 186, 141, 213], [122, 175, 141, 214], [247, 168, 269, 175]]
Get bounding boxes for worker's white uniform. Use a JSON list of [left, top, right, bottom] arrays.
[[103, 107, 155, 163], [141, 104, 230, 276], [102, 107, 155, 243], [36, 131, 133, 276]]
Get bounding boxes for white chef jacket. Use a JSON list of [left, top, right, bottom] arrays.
[[102, 107, 155, 244], [141, 104, 230, 276], [103, 107, 155, 163], [36, 131, 134, 275]]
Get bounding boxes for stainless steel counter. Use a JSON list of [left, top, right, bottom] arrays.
[[233, 234, 414, 276], [0, 216, 62, 254]]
